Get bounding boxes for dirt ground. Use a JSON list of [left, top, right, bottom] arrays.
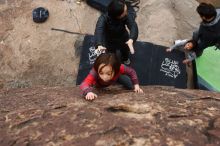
[[1, 0, 217, 89]]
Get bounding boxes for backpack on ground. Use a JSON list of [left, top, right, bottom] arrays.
[[32, 7, 49, 23]]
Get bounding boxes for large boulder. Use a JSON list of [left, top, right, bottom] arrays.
[[0, 86, 220, 145]]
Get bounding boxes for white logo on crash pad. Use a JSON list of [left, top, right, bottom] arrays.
[[88, 46, 98, 64], [160, 58, 181, 79], [88, 46, 105, 64]]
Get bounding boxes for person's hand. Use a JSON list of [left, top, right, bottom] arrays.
[[85, 92, 97, 100], [126, 39, 135, 54], [166, 48, 172, 52], [182, 59, 190, 64], [134, 84, 144, 93], [183, 59, 192, 67], [95, 45, 106, 55]]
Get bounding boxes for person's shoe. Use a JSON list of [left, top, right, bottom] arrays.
[[123, 58, 131, 65]]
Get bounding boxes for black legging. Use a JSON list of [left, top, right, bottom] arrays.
[[105, 38, 130, 62]]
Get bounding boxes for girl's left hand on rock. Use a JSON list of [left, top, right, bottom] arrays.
[[134, 84, 144, 93]]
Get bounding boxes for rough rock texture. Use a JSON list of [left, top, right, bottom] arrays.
[[137, 0, 200, 45], [1, 1, 220, 145], [0, 86, 220, 146], [0, 0, 201, 88], [0, 0, 99, 88]]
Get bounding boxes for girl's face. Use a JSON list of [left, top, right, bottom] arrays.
[[98, 64, 114, 82], [184, 42, 193, 50]]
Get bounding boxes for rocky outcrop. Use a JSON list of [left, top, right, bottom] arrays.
[[0, 86, 220, 145], [1, 1, 220, 145]]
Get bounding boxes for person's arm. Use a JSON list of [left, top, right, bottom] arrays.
[[80, 69, 97, 97], [94, 14, 107, 48], [121, 65, 138, 84], [182, 51, 197, 64], [187, 51, 197, 61], [192, 28, 199, 42], [170, 40, 188, 51], [126, 13, 138, 42], [121, 65, 143, 93], [125, 13, 138, 54]]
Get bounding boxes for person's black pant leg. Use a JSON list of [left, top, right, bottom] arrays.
[[105, 37, 129, 61], [120, 43, 129, 61], [105, 40, 116, 53]]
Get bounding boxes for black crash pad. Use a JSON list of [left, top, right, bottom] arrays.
[[76, 35, 187, 88]]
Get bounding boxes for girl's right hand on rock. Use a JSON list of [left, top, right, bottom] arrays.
[[85, 92, 98, 100]]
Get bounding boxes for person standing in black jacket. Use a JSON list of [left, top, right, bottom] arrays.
[[193, 3, 220, 56], [94, 0, 138, 65]]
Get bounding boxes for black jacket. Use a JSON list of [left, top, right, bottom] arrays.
[[94, 11, 138, 47], [193, 9, 220, 53]]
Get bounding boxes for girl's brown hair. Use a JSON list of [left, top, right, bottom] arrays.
[[94, 53, 121, 76]]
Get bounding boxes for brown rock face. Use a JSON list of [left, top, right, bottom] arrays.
[[0, 86, 220, 145]]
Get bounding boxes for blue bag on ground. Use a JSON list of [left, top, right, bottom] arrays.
[[32, 7, 49, 23]]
